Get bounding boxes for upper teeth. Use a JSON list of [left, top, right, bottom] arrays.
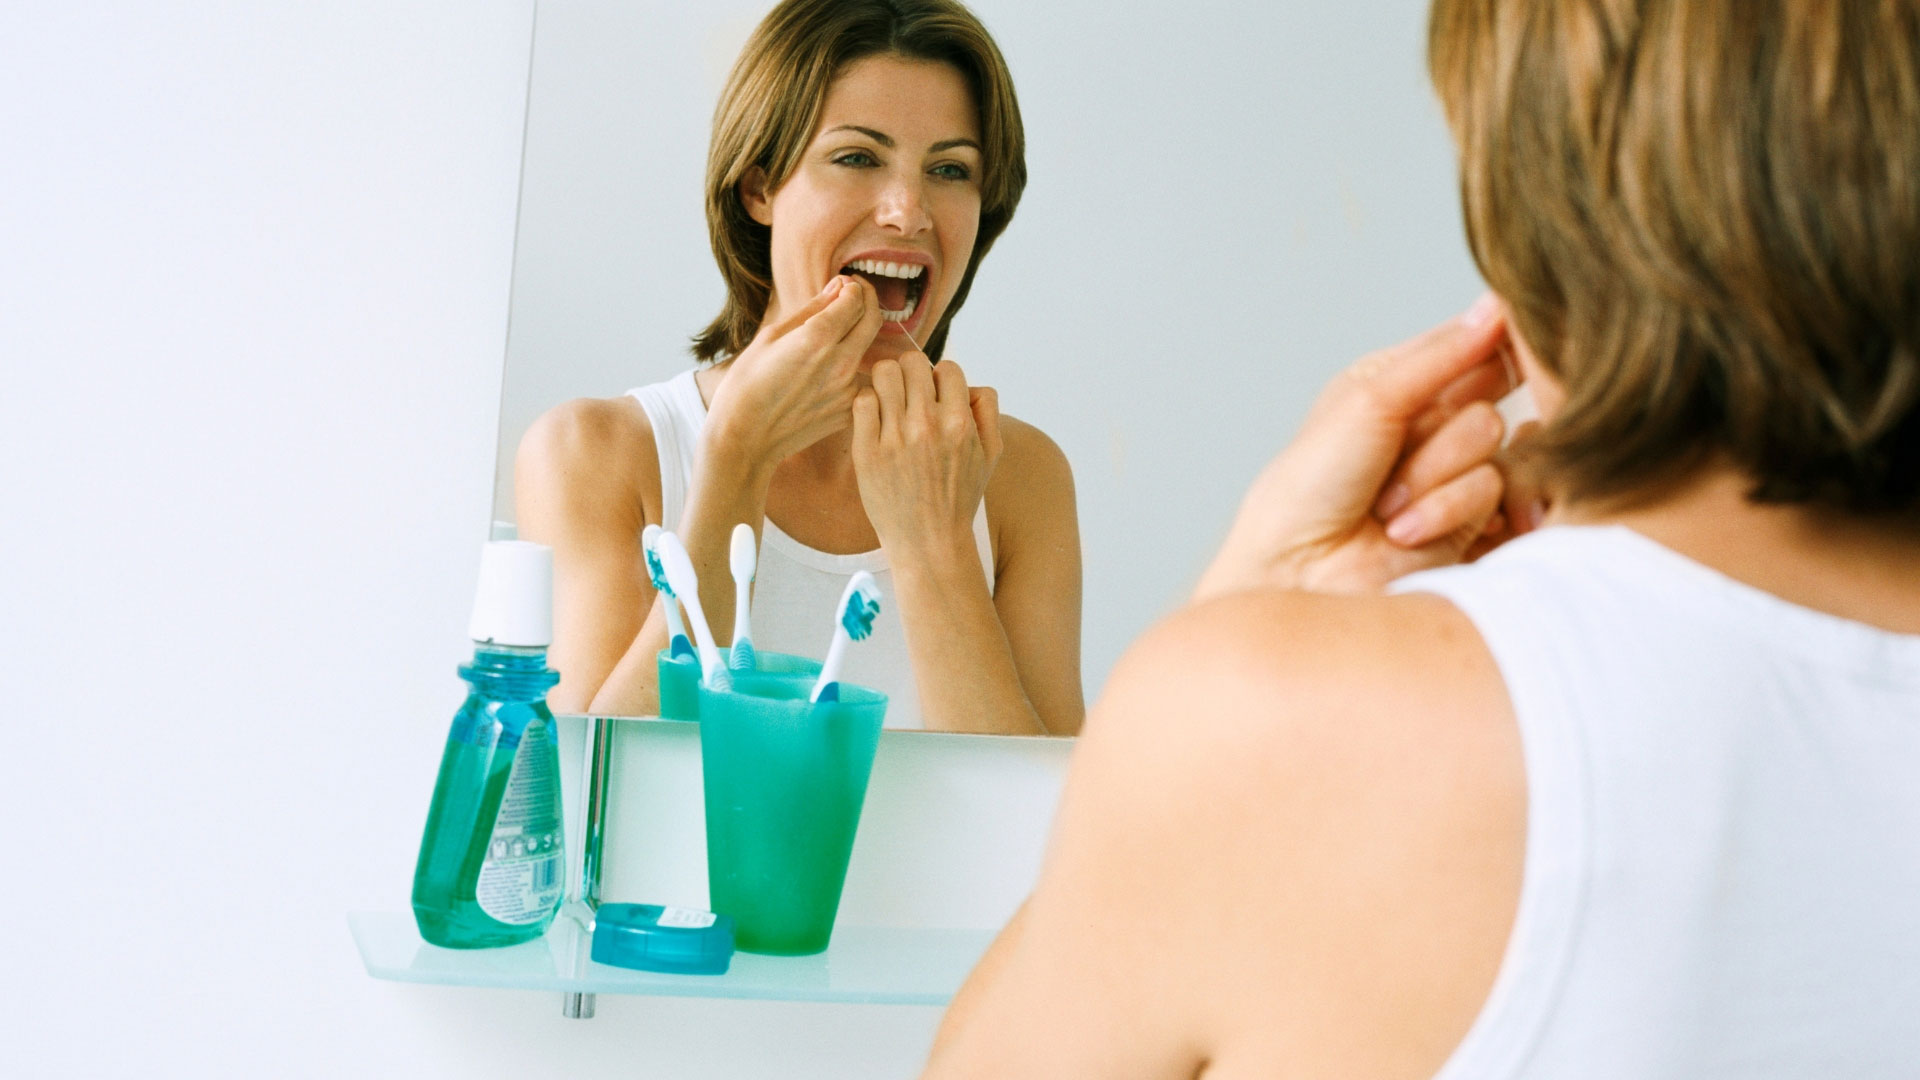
[[845, 259, 925, 279]]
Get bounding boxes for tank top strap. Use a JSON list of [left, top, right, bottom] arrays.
[[625, 370, 706, 531]]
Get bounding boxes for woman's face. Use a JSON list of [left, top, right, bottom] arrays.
[[743, 53, 983, 365]]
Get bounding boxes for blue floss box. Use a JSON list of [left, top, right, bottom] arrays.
[[591, 903, 735, 975]]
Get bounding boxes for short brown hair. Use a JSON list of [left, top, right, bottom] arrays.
[[693, 0, 1026, 363], [1429, 0, 1920, 515]]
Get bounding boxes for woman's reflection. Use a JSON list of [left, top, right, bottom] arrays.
[[516, 0, 1083, 734]]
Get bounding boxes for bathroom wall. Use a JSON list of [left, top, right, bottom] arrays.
[[7, 3, 938, 1075]]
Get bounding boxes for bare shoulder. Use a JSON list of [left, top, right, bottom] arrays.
[[1105, 588, 1507, 744], [983, 414, 1075, 557], [990, 413, 1072, 490], [1044, 589, 1523, 1077], [514, 395, 661, 534]]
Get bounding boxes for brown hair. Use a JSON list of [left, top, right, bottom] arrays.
[[693, 0, 1026, 363], [1428, 0, 1920, 516]]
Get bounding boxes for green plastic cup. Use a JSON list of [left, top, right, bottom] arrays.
[[697, 672, 888, 954], [656, 649, 823, 721]]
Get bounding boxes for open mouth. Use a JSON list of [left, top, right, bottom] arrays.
[[840, 258, 926, 325]]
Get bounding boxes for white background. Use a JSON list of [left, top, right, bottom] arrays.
[[496, 0, 1478, 697], [6, 0, 1475, 1075]]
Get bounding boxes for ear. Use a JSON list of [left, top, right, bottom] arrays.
[[739, 166, 774, 227], [1506, 317, 1567, 424]]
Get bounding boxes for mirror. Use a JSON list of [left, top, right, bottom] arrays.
[[491, 0, 1482, 730]]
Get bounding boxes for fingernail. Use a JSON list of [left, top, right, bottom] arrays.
[[1386, 509, 1428, 546], [823, 276, 845, 296], [1460, 291, 1500, 329], [1374, 483, 1412, 520]]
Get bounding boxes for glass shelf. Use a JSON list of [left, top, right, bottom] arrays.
[[349, 910, 993, 1005]]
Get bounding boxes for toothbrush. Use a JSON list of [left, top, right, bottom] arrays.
[[654, 530, 731, 690], [809, 571, 882, 704], [728, 523, 757, 671], [641, 524, 696, 661]]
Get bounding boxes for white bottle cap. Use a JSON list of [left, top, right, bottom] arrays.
[[467, 540, 553, 647]]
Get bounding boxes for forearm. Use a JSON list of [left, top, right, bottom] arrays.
[[586, 438, 772, 714], [584, 598, 672, 716], [674, 434, 775, 651], [890, 532, 1047, 735]]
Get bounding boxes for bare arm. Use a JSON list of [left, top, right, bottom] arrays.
[[894, 416, 1083, 735], [855, 361, 1084, 735], [925, 591, 1524, 1078], [513, 397, 672, 714], [533, 275, 882, 714]]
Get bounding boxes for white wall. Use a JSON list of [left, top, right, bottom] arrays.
[[6, 3, 944, 1075], [493, 0, 1482, 700]]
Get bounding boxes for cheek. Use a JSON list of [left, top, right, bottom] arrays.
[[937, 201, 982, 302]]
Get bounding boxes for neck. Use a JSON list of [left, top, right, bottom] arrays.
[[786, 426, 858, 480], [1555, 462, 1920, 633]]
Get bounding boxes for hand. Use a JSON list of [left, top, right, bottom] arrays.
[[703, 275, 884, 467], [1194, 294, 1535, 600], [850, 355, 1002, 557], [1462, 418, 1550, 562]]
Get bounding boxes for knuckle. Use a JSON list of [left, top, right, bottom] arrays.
[[1460, 400, 1504, 443]]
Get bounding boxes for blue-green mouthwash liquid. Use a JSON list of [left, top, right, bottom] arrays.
[[411, 645, 565, 948]]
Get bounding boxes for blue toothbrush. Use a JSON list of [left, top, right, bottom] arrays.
[[641, 524, 696, 661], [655, 529, 731, 691], [809, 571, 881, 704], [728, 523, 757, 671]]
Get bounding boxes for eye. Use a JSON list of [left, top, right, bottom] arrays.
[[930, 162, 973, 182], [832, 150, 879, 168]]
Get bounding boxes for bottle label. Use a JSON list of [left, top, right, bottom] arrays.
[[477, 721, 564, 926], [657, 906, 717, 930]]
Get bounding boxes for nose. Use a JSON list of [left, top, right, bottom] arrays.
[[874, 171, 932, 236]]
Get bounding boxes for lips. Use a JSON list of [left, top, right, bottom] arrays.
[[839, 256, 928, 327]]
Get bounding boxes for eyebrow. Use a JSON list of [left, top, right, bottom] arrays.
[[823, 125, 982, 154]]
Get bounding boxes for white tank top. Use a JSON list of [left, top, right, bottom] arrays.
[[629, 370, 995, 730], [1391, 526, 1920, 1078]]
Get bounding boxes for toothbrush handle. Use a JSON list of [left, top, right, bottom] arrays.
[[811, 629, 849, 703], [661, 593, 689, 642], [675, 589, 731, 690], [732, 590, 751, 650]]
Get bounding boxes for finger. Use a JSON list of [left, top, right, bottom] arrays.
[[792, 274, 876, 356], [852, 385, 881, 454], [1383, 461, 1503, 549], [1374, 401, 1505, 520], [899, 348, 938, 416], [1462, 513, 1509, 563], [932, 358, 969, 406], [970, 385, 1003, 466], [764, 275, 851, 340], [1339, 293, 1507, 425], [831, 275, 884, 351], [870, 359, 906, 440], [1407, 354, 1515, 444]]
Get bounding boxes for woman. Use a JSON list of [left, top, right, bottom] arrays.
[[515, 0, 1083, 733], [926, 0, 1920, 1075]]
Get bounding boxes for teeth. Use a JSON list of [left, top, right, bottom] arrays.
[[880, 295, 919, 323], [844, 258, 925, 279]]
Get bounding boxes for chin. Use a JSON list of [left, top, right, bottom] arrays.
[[860, 333, 931, 367]]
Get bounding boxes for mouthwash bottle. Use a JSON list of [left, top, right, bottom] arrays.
[[412, 541, 566, 948]]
